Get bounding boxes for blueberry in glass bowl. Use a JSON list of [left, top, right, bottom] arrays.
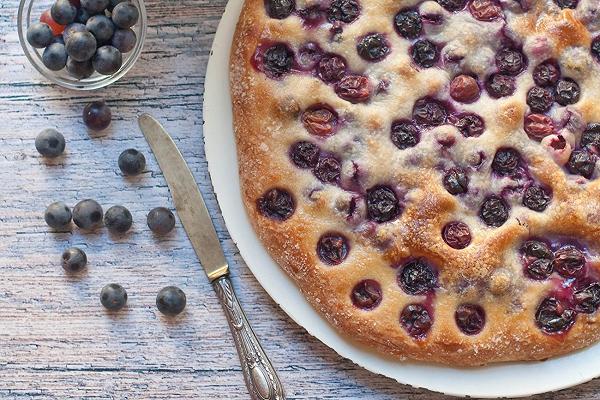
[[18, 0, 146, 90]]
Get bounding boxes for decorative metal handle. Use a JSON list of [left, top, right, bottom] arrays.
[[213, 276, 286, 400]]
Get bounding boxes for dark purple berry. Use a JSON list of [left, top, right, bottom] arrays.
[[522, 240, 553, 260], [265, 0, 295, 19], [66, 58, 94, 79], [526, 86, 554, 113], [118, 148, 146, 175], [257, 188, 295, 221], [351, 280, 382, 310], [436, 0, 467, 11], [302, 106, 337, 136], [535, 297, 575, 334], [357, 33, 390, 62], [317, 54, 346, 82], [263, 43, 294, 77], [112, 1, 139, 29], [73, 199, 103, 230], [65, 30, 97, 62], [394, 9, 422, 39], [574, 283, 600, 314], [442, 221, 471, 249], [592, 37, 600, 61], [63, 22, 87, 43], [524, 113, 554, 140], [448, 113, 485, 137], [525, 259, 553, 280], [398, 259, 437, 295], [42, 42, 68, 71], [495, 48, 525, 75], [366, 186, 400, 223], [411, 39, 439, 68], [533, 61, 560, 87], [147, 207, 176, 234], [81, 0, 109, 13], [442, 168, 468, 195], [327, 0, 360, 23], [400, 304, 432, 338], [390, 120, 420, 149], [45, 201, 72, 229], [35, 128, 65, 158], [523, 185, 551, 212], [104, 205, 133, 234], [566, 149, 596, 179], [111, 28, 137, 53], [86, 15, 115, 44], [290, 141, 319, 168], [27, 22, 54, 48], [469, 0, 502, 20], [581, 123, 600, 152], [335, 75, 371, 103], [314, 156, 341, 184], [491, 148, 521, 175], [93, 45, 123, 75], [455, 304, 485, 335], [101, 283, 128, 311], [83, 101, 112, 131], [156, 286, 186, 316], [553, 245, 586, 277], [317, 233, 349, 265], [554, 0, 578, 9], [555, 79, 580, 106], [413, 98, 447, 126], [62, 247, 87, 272], [75, 7, 91, 24], [485, 74, 516, 98], [479, 195, 509, 227], [51, 0, 77, 25]]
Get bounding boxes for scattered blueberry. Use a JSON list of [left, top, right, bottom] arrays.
[[66, 58, 94, 79], [265, 0, 295, 19], [104, 205, 133, 234], [479, 195, 509, 227], [581, 123, 600, 151], [448, 113, 485, 137], [491, 148, 521, 175], [455, 304, 485, 335], [485, 74, 515, 98], [411, 39, 438, 68], [35, 128, 65, 158], [553, 245, 585, 277], [111, 28, 136, 53], [290, 141, 320, 169], [147, 207, 176, 234], [442, 221, 471, 249], [335, 75, 371, 103], [111, 1, 139, 29], [436, 0, 467, 11], [93, 45, 122, 75], [317, 54, 346, 82], [554, 0, 578, 9], [156, 286, 186, 316], [535, 297, 575, 334], [523, 185, 551, 212], [86, 15, 115, 44], [65, 30, 97, 62], [366, 185, 400, 223], [526, 259, 553, 280], [351, 280, 382, 310], [263, 43, 294, 77], [522, 240, 553, 260], [495, 48, 525, 75], [118, 148, 146, 175], [81, 0, 110, 14], [100, 283, 128, 310], [42, 43, 68, 71], [555, 79, 580, 106], [400, 304, 432, 338], [398, 259, 437, 295], [83, 100, 112, 131], [413, 98, 447, 126], [391, 120, 420, 150], [51, 0, 77, 25], [533, 61, 560, 87], [442, 168, 468, 195], [327, 0, 360, 23], [574, 283, 600, 314], [317, 233, 349, 265], [394, 9, 422, 39], [257, 188, 295, 221], [27, 22, 54, 48], [313, 156, 341, 184], [63, 22, 87, 43], [73, 199, 103, 230], [566, 149, 596, 179], [356, 33, 390, 62], [45, 201, 72, 229], [62, 247, 88, 272], [527, 86, 554, 113]]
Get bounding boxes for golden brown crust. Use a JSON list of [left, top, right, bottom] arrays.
[[230, 0, 600, 365]]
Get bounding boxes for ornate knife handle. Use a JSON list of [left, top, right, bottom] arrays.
[[213, 276, 286, 400]]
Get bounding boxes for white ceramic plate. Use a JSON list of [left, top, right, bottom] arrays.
[[202, 1, 600, 397]]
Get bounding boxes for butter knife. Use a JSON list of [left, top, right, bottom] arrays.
[[138, 113, 285, 400]]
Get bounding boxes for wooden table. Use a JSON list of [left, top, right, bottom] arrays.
[[1, 1, 599, 398]]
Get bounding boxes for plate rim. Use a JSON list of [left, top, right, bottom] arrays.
[[202, 1, 600, 397]]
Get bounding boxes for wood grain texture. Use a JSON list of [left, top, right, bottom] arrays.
[[0, 0, 599, 398]]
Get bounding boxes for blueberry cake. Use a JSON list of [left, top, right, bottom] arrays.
[[230, 0, 600, 365]]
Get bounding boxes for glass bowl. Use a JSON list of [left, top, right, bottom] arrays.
[[17, 0, 147, 90]]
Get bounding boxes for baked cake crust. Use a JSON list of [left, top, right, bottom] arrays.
[[230, 0, 600, 365]]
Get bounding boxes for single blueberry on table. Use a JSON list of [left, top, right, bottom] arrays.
[[356, 33, 390, 62], [455, 304, 485, 335], [81, 0, 110, 14], [66, 57, 94, 79], [27, 22, 54, 49], [555, 79, 580, 106], [394, 9, 422, 39], [257, 188, 295, 221], [104, 205, 133, 234], [101, 283, 128, 310], [366, 185, 400, 223], [317, 233, 349, 265], [62, 247, 87, 272], [479, 195, 509, 227], [400, 304, 432, 338], [156, 286, 187, 316], [118, 148, 146, 175], [411, 39, 438, 68], [45, 201, 72, 229], [65, 31, 97, 62], [86, 15, 115, 44], [111, 28, 137, 53], [390, 120, 420, 150], [51, 0, 77, 25], [535, 297, 575, 334], [35, 128, 65, 158], [42, 43, 68, 71], [93, 45, 123, 75], [83, 100, 112, 131], [147, 207, 176, 234], [63, 23, 87, 43], [327, 0, 360, 23], [265, 0, 295, 19], [351, 279, 382, 310], [111, 2, 140, 29], [523, 185, 551, 212], [398, 259, 437, 295], [73, 199, 103, 230]]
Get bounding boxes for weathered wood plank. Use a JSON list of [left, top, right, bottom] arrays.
[[0, 0, 598, 398]]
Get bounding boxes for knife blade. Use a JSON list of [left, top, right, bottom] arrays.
[[138, 113, 228, 281]]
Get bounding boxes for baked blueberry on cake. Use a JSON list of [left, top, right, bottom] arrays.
[[230, 0, 600, 365]]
